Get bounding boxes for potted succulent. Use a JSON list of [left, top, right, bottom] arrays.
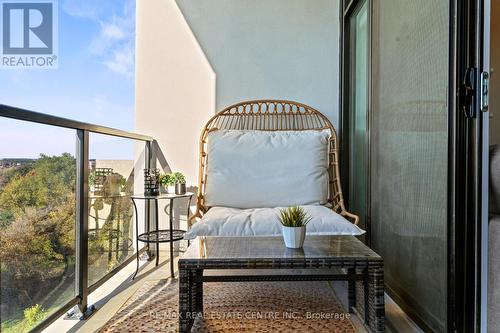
[[172, 171, 186, 195], [160, 173, 175, 194], [278, 206, 311, 249]]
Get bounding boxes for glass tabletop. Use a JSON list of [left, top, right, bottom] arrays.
[[89, 193, 130, 199], [130, 192, 194, 200], [181, 235, 381, 261]]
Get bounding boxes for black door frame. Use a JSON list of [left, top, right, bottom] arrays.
[[340, 0, 489, 332], [339, 0, 372, 246], [451, 0, 489, 332]]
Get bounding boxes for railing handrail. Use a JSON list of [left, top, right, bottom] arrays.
[[0, 104, 153, 142]]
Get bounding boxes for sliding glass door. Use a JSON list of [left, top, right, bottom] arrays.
[[343, 0, 451, 331], [343, 0, 491, 331], [370, 1, 449, 331]]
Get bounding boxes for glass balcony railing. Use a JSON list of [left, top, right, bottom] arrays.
[[0, 104, 155, 332], [87, 133, 139, 286]]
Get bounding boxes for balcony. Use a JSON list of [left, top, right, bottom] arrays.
[[0, 0, 494, 333], [0, 104, 421, 333]]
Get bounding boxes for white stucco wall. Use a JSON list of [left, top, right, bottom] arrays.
[[135, 0, 216, 186], [136, 0, 341, 186], [176, 0, 341, 125]]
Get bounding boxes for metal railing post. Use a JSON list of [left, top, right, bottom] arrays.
[[75, 129, 94, 317], [144, 141, 158, 260]]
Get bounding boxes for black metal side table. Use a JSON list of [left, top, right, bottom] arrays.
[[130, 192, 193, 279]]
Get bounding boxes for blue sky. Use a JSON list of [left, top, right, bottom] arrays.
[[0, 0, 136, 159]]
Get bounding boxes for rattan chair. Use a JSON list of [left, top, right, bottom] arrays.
[[189, 99, 359, 227]]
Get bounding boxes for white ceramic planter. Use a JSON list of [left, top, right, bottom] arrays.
[[166, 185, 175, 194], [282, 226, 306, 249]]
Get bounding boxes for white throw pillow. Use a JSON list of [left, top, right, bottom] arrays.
[[184, 205, 365, 240], [204, 129, 330, 209]]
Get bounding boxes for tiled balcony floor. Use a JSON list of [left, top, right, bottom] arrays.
[[44, 244, 422, 333]]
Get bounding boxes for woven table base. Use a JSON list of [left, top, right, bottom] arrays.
[[99, 280, 356, 333]]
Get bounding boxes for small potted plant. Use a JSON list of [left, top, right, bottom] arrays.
[[172, 171, 186, 195], [160, 173, 175, 194], [278, 206, 311, 249]]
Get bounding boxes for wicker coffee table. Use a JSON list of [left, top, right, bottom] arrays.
[[178, 235, 384, 333]]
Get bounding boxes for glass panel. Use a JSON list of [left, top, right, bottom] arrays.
[[88, 133, 138, 286], [0, 118, 76, 332], [371, 1, 449, 331], [348, 1, 368, 230]]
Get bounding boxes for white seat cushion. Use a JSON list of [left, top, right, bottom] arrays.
[[184, 205, 365, 240], [204, 129, 330, 209]]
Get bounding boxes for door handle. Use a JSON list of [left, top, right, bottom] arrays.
[[461, 67, 477, 119]]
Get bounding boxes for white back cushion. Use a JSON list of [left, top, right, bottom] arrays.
[[204, 129, 330, 208]]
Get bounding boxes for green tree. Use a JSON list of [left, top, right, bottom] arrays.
[[0, 153, 75, 218]]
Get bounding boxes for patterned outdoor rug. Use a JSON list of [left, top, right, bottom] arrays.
[[99, 279, 356, 333]]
